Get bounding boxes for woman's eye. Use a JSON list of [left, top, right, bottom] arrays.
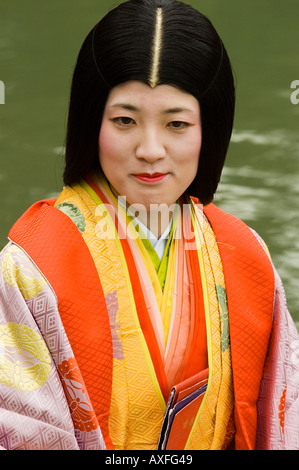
[[113, 117, 135, 126], [167, 121, 189, 129]]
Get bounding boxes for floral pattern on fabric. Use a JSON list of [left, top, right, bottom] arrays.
[[105, 290, 123, 360], [0, 322, 52, 391], [56, 202, 86, 234], [1, 245, 47, 299], [58, 357, 99, 433], [216, 284, 230, 353], [278, 385, 287, 434]]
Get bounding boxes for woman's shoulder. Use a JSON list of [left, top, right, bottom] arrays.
[[199, 202, 273, 266], [0, 241, 50, 300]]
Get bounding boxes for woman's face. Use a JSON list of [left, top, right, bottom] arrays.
[[99, 80, 202, 210]]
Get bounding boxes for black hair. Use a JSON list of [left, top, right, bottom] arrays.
[[63, 0, 235, 205]]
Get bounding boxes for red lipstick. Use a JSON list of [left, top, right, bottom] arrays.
[[134, 173, 168, 183]]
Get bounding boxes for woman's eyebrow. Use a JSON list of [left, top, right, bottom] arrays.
[[110, 104, 194, 114], [110, 103, 139, 111], [162, 107, 194, 114]]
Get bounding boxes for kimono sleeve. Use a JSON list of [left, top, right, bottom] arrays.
[[256, 267, 299, 450], [0, 242, 80, 450]]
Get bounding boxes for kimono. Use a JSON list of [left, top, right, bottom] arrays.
[[0, 173, 298, 450]]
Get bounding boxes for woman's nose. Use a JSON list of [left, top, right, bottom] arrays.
[[135, 128, 166, 162]]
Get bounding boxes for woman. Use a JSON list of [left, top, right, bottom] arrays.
[[0, 0, 298, 450]]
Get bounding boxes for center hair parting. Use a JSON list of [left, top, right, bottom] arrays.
[[149, 8, 163, 88]]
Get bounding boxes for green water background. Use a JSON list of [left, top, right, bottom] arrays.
[[0, 0, 298, 327]]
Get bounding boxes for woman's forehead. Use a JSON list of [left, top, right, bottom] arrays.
[[105, 80, 200, 111]]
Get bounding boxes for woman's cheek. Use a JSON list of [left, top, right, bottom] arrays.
[[99, 125, 119, 161]]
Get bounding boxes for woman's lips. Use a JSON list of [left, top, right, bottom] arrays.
[[133, 173, 168, 183]]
